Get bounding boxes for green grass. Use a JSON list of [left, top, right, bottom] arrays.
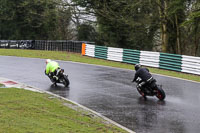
[[0, 48, 199, 82], [0, 87, 128, 133]]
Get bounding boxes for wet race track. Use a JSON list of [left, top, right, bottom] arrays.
[[0, 56, 200, 133]]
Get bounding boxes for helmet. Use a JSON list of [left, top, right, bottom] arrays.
[[135, 64, 141, 71], [46, 59, 51, 64]]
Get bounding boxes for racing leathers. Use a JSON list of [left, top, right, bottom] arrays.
[[132, 67, 157, 90]]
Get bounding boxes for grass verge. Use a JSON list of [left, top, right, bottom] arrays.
[[0, 49, 199, 82], [0, 87, 128, 133]]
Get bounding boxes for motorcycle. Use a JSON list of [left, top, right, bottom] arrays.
[[46, 68, 70, 87], [135, 77, 166, 100]]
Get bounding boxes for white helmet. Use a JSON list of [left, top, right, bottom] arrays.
[[46, 59, 51, 64]]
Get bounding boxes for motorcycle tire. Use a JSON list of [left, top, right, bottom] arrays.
[[155, 87, 165, 100], [63, 75, 70, 87]]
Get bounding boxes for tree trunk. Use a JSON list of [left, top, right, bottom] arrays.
[[158, 0, 168, 53], [197, 37, 200, 56], [194, 30, 198, 56], [162, 23, 168, 52], [175, 14, 181, 54]]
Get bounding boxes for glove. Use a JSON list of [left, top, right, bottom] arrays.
[[44, 70, 47, 75], [44, 70, 49, 76], [138, 82, 145, 87], [138, 84, 142, 87]]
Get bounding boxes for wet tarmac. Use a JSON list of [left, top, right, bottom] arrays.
[[0, 56, 200, 133]]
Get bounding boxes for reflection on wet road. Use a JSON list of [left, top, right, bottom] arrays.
[[0, 56, 200, 133]]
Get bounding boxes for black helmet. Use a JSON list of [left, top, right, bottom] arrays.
[[135, 64, 141, 71]]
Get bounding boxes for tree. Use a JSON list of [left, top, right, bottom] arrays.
[[181, 0, 200, 56], [155, 0, 189, 54], [56, 6, 75, 40], [0, 0, 61, 40], [71, 0, 160, 50], [77, 23, 97, 41]]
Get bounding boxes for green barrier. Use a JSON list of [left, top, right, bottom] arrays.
[[160, 66, 182, 72], [159, 53, 182, 71], [159, 60, 182, 65], [123, 49, 140, 64], [89, 44, 185, 73], [95, 45, 108, 59]]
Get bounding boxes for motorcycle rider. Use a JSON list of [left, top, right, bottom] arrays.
[[45, 59, 60, 84], [132, 64, 157, 93]]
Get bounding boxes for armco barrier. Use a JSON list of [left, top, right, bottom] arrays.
[[107, 47, 123, 62], [123, 49, 140, 64], [140, 51, 160, 68], [181, 55, 200, 75], [85, 44, 95, 57], [159, 53, 182, 72], [95, 45, 108, 59], [82, 43, 200, 75]]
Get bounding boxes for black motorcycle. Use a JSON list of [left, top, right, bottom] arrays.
[[46, 68, 70, 87], [135, 77, 166, 100]]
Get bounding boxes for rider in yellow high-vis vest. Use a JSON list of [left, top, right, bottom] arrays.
[[45, 59, 60, 82]]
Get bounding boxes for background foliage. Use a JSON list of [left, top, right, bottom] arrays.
[[0, 0, 200, 56]]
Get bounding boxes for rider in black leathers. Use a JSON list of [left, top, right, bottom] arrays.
[[132, 64, 157, 90]]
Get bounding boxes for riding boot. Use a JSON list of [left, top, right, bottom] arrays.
[[53, 82, 57, 86], [52, 75, 58, 86]]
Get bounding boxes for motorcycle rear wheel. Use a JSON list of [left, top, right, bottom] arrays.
[[156, 87, 165, 100]]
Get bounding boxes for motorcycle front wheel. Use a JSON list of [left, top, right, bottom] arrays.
[[156, 87, 165, 100], [63, 75, 70, 87], [136, 87, 146, 98]]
